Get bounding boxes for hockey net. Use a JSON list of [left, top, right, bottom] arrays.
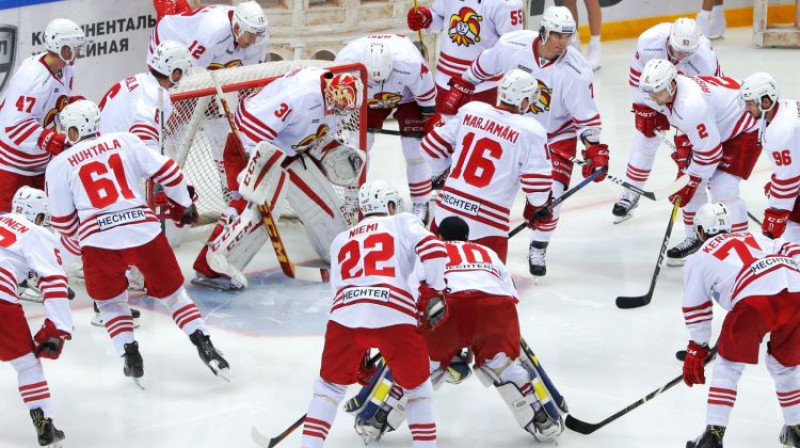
[[163, 61, 368, 226]]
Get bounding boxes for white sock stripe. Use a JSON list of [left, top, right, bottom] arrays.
[[304, 422, 330, 434], [20, 385, 49, 397]]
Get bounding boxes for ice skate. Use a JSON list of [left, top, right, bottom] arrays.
[[30, 408, 65, 448], [612, 191, 640, 224], [191, 272, 244, 291], [91, 301, 141, 328], [529, 241, 548, 277], [527, 404, 563, 443], [686, 425, 725, 448], [123, 341, 145, 389], [782, 424, 800, 448], [190, 330, 230, 381], [667, 235, 701, 266]]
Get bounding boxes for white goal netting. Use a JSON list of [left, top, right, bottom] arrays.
[[162, 60, 367, 225]]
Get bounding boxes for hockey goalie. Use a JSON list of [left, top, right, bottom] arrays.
[[192, 67, 365, 290]]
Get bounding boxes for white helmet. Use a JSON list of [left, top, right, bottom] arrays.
[[44, 18, 85, 64], [359, 180, 404, 216], [148, 40, 194, 88], [669, 18, 700, 58], [740, 72, 780, 113], [11, 186, 49, 225], [363, 40, 393, 83], [58, 99, 100, 144], [694, 203, 732, 237], [540, 6, 576, 43], [639, 58, 678, 96], [232, 1, 268, 39], [497, 68, 540, 113]]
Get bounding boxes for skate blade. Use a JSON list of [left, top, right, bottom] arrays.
[[190, 275, 243, 291], [213, 365, 231, 383], [48, 439, 66, 448], [666, 258, 687, 267], [132, 377, 145, 390], [612, 213, 634, 225]]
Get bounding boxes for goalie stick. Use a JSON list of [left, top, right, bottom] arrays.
[[616, 197, 681, 309], [565, 346, 717, 435], [208, 71, 329, 283], [508, 168, 606, 239]]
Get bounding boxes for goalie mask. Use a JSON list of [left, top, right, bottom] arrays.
[[359, 180, 404, 216], [58, 100, 101, 144], [694, 203, 731, 237], [325, 73, 364, 116], [44, 18, 85, 64], [12, 186, 49, 226]]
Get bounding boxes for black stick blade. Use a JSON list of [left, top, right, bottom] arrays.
[[564, 415, 601, 435], [615, 294, 652, 309]]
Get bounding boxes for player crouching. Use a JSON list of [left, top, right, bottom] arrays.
[[44, 100, 229, 386], [346, 216, 565, 443]]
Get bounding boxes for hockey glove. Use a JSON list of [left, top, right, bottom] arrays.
[[67, 95, 86, 104], [682, 341, 710, 386], [34, 319, 71, 360], [632, 104, 669, 138], [431, 168, 450, 191], [437, 77, 475, 116], [523, 197, 553, 228], [168, 185, 199, 226], [407, 5, 433, 31], [422, 112, 443, 135], [37, 129, 67, 156], [582, 144, 609, 182], [764, 180, 772, 198], [672, 133, 693, 177], [669, 174, 702, 207], [763, 208, 790, 239], [418, 282, 449, 330], [357, 351, 379, 386]]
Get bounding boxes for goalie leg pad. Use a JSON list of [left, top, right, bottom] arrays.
[[205, 202, 267, 289], [345, 362, 408, 443], [237, 141, 288, 207], [520, 339, 568, 420]]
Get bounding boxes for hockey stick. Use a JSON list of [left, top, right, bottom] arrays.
[[208, 71, 328, 283], [748, 211, 762, 227], [412, 0, 429, 60], [367, 127, 424, 138], [251, 353, 384, 448], [615, 197, 681, 309], [550, 150, 656, 201], [508, 168, 606, 239], [565, 346, 718, 435]]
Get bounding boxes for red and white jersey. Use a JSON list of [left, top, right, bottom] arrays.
[[426, 0, 523, 92], [235, 66, 339, 156], [440, 240, 517, 298], [651, 75, 757, 179], [421, 101, 552, 239], [463, 30, 601, 145], [335, 34, 435, 110], [761, 99, 800, 211], [149, 5, 269, 70], [99, 73, 172, 152], [0, 214, 71, 332], [682, 232, 800, 345], [45, 132, 191, 250], [0, 54, 76, 175], [328, 213, 447, 329], [629, 23, 721, 105]]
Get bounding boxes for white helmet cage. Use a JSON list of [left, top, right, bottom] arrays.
[[359, 179, 404, 216], [148, 40, 195, 88], [232, 1, 268, 40], [639, 58, 678, 97], [694, 203, 732, 237], [363, 40, 393, 83], [58, 99, 101, 144], [539, 6, 576, 43], [497, 68, 540, 113], [44, 18, 85, 64], [11, 186, 49, 226], [669, 18, 700, 58], [740, 72, 780, 113]]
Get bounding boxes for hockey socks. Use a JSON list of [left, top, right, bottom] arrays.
[[97, 293, 136, 356], [11, 353, 52, 416], [301, 379, 345, 448], [162, 287, 206, 337]]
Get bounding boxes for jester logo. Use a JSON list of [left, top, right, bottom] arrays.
[[448, 7, 482, 47], [368, 92, 403, 109], [528, 80, 552, 115], [0, 25, 16, 93], [43, 95, 69, 128], [208, 60, 242, 70], [292, 124, 330, 152]]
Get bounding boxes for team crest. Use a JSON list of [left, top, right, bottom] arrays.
[[368, 92, 403, 109], [0, 25, 17, 93], [448, 8, 482, 47], [528, 80, 552, 115], [44, 95, 69, 128], [292, 124, 329, 152]]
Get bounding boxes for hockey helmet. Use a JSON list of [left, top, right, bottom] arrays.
[[669, 18, 700, 60], [58, 99, 101, 144], [148, 40, 195, 88], [232, 1, 268, 41], [639, 59, 677, 97], [359, 180, 404, 216], [325, 72, 364, 116], [539, 6, 576, 43], [11, 186, 49, 226], [740, 72, 780, 113], [694, 203, 731, 238], [363, 39, 393, 83], [497, 68, 540, 113], [44, 18, 85, 64]]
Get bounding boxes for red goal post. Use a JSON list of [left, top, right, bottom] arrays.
[[162, 60, 368, 226]]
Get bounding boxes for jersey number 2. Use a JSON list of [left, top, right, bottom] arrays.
[[78, 153, 136, 208], [338, 233, 396, 280]]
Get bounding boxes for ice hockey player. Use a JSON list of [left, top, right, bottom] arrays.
[[335, 34, 437, 223], [345, 215, 564, 444], [680, 202, 800, 448], [440, 6, 609, 276], [406, 0, 524, 113], [0, 18, 85, 212], [192, 67, 365, 290], [638, 59, 760, 266], [420, 68, 553, 263], [614, 18, 723, 223], [299, 179, 447, 448], [0, 211, 73, 447], [739, 72, 800, 243], [45, 100, 229, 386], [153, 0, 192, 21]]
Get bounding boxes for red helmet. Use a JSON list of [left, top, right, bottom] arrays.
[[324, 73, 363, 116]]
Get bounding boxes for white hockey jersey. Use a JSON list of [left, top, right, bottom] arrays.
[[650, 75, 756, 179], [761, 99, 800, 211], [426, 0, 523, 92], [45, 132, 191, 250], [629, 22, 721, 105], [463, 30, 601, 145], [683, 232, 800, 345], [0, 213, 72, 332], [335, 34, 436, 110], [440, 240, 517, 299], [149, 5, 269, 70], [328, 213, 447, 329], [420, 101, 552, 239], [234, 66, 340, 156], [0, 54, 76, 175], [98, 73, 173, 152]]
